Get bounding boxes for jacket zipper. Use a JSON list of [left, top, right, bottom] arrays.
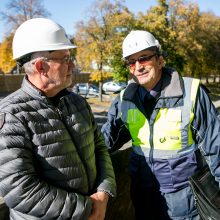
[[55, 106, 90, 188], [148, 106, 160, 173]]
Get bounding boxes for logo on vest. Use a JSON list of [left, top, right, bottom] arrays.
[[159, 137, 166, 143]]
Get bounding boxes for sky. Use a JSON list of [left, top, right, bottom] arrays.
[[0, 0, 219, 42]]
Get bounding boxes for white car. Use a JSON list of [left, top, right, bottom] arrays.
[[102, 81, 127, 92]]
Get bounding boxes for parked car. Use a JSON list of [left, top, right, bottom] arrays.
[[72, 83, 99, 96], [102, 81, 127, 93]]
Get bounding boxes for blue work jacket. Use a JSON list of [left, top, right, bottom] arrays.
[[101, 67, 220, 192]]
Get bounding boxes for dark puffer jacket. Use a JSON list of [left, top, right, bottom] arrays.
[[0, 77, 116, 220]]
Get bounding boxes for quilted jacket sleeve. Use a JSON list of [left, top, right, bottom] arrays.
[[85, 102, 116, 197], [0, 112, 92, 220]]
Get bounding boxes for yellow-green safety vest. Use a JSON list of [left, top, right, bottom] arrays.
[[120, 77, 200, 159]]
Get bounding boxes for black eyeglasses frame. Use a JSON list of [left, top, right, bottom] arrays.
[[125, 54, 158, 67]]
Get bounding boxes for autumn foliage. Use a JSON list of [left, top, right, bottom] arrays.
[[0, 0, 219, 84]]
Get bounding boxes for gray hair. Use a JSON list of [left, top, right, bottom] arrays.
[[23, 51, 50, 75]]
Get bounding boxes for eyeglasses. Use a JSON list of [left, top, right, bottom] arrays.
[[126, 54, 157, 69], [43, 56, 75, 64]]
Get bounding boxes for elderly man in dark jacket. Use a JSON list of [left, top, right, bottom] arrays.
[[0, 18, 116, 220]]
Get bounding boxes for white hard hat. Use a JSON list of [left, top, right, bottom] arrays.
[[122, 30, 161, 58], [12, 17, 76, 60]]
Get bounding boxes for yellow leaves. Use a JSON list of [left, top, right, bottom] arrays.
[[90, 70, 112, 82], [0, 35, 16, 74], [74, 0, 134, 79], [73, 0, 220, 81]]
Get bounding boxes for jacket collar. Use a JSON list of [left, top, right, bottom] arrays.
[[161, 67, 183, 98], [21, 76, 70, 104], [21, 75, 47, 102]]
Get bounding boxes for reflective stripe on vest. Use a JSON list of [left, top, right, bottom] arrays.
[[120, 77, 200, 159]]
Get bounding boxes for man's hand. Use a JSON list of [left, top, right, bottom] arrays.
[[88, 191, 109, 220]]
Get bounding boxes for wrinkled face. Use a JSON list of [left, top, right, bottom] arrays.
[[43, 50, 75, 91], [126, 49, 164, 90]]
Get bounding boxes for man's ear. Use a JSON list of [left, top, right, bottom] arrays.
[[158, 56, 165, 69], [34, 59, 44, 73]]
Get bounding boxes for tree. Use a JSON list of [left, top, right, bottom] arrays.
[[75, 0, 134, 101], [74, 0, 220, 96], [0, 0, 50, 74], [168, 0, 203, 77], [196, 12, 220, 82], [0, 0, 50, 37], [136, 0, 220, 79], [168, 0, 220, 81], [135, 0, 184, 71], [0, 34, 16, 73]]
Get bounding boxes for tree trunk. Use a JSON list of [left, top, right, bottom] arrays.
[[99, 81, 103, 102]]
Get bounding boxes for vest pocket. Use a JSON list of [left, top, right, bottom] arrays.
[[154, 109, 182, 150]]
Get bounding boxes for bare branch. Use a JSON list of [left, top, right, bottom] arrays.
[[0, 0, 50, 37]]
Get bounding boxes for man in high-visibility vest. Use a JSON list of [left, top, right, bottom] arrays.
[[101, 30, 220, 220]]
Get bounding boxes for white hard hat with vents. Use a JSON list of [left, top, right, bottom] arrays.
[[122, 30, 161, 58], [12, 17, 76, 60]]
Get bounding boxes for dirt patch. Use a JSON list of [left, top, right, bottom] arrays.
[[87, 98, 111, 107]]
